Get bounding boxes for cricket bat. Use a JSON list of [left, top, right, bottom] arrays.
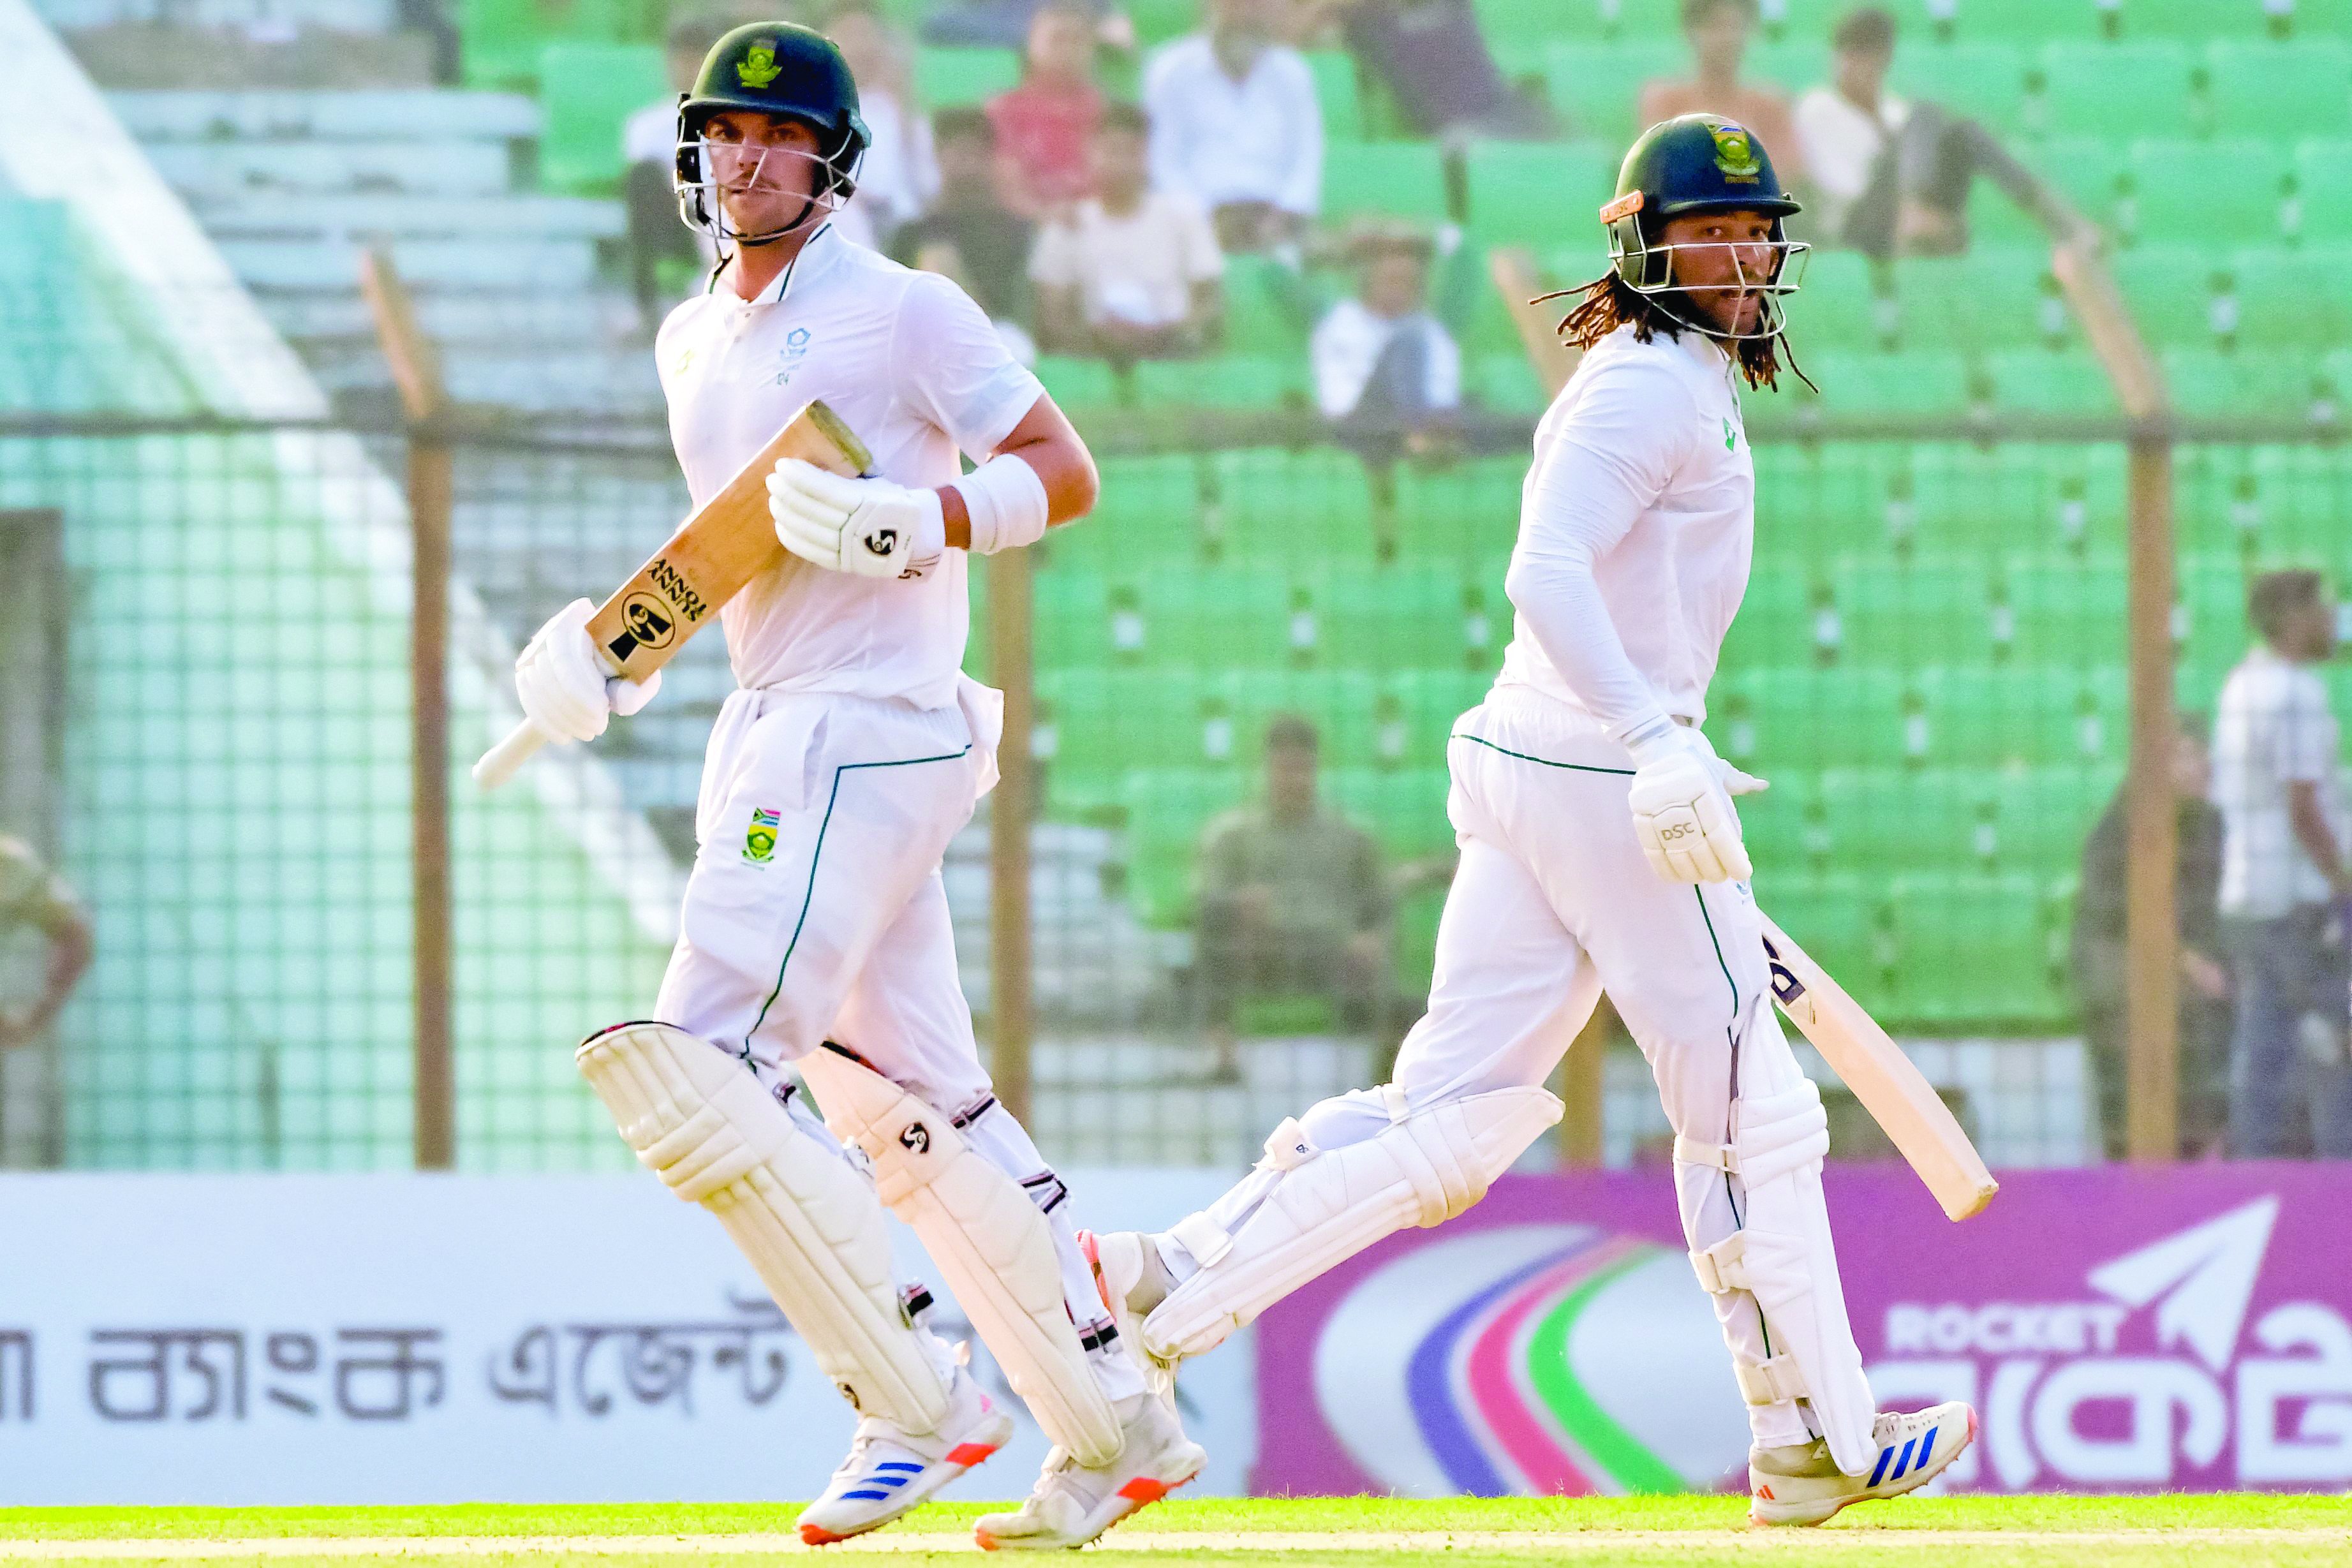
[[1757, 912, 2000, 1222], [473, 400, 873, 792]]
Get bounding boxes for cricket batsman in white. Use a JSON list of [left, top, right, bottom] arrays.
[[507, 22, 1201, 1550], [1086, 116, 1974, 1525]]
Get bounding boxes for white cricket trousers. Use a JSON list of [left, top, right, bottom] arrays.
[[1194, 683, 1855, 1449], [654, 679, 1137, 1400]]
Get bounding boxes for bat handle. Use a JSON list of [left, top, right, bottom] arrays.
[[473, 719, 549, 792]]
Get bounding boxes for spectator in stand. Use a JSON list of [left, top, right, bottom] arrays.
[[396, 0, 461, 85], [988, 0, 1109, 217], [891, 108, 1039, 357], [926, 0, 1137, 52], [1312, 225, 1461, 464], [1638, 0, 1805, 187], [2213, 569, 2352, 1158], [2071, 717, 2232, 1159], [1793, 6, 2081, 257], [1032, 103, 1225, 362], [0, 834, 92, 1055], [1296, 0, 1553, 141], [821, 0, 938, 246], [1194, 716, 1394, 1082], [1145, 0, 1324, 255], [621, 12, 737, 331]]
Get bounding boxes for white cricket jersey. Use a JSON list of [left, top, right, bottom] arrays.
[[1495, 322, 1755, 736], [655, 225, 1046, 707], [2214, 646, 2349, 918]]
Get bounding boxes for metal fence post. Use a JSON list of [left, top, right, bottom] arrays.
[[989, 546, 1036, 1127], [360, 250, 455, 1172], [2124, 437, 2180, 1160]]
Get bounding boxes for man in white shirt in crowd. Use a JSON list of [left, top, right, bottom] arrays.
[[1032, 103, 1225, 363], [1310, 225, 1460, 463], [2212, 568, 2352, 1158], [1792, 5, 2075, 257], [1144, 0, 1324, 254]]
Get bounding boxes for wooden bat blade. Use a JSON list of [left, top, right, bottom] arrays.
[[472, 400, 871, 791], [1758, 911, 2000, 1222]]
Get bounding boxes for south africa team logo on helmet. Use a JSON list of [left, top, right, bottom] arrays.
[[736, 41, 782, 88], [1710, 121, 1762, 182], [743, 806, 781, 864]]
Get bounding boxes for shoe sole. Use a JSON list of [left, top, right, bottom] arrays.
[[1749, 1407, 1978, 1528], [972, 1456, 1204, 1553], [798, 1429, 1011, 1546]]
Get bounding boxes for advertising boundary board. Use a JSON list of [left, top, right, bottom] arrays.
[[0, 1171, 1250, 1505], [1252, 1162, 2352, 1498]]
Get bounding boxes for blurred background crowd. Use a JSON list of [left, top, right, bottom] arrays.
[[6, 0, 2351, 1177]]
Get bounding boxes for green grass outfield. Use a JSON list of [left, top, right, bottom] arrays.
[[0, 1497, 2347, 1567]]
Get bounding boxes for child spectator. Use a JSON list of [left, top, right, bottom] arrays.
[[1031, 103, 1225, 362]]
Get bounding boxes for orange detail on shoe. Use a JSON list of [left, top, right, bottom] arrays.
[[973, 1529, 1000, 1552], [1755, 1483, 1774, 1500], [946, 1441, 1002, 1467], [798, 1521, 848, 1546], [1116, 1476, 1172, 1503]]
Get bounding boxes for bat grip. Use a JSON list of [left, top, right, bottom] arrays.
[[473, 718, 549, 792]]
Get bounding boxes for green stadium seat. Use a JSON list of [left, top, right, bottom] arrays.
[[2117, 242, 2232, 347], [1889, 43, 2029, 132], [1307, 50, 1364, 142], [1392, 457, 1524, 565], [1946, 0, 2105, 40], [1139, 566, 1299, 667], [1328, 767, 1454, 857], [1718, 568, 1828, 670], [1207, 448, 1379, 564], [2293, 140, 2352, 239], [1465, 142, 1618, 245], [2228, 246, 2352, 348], [1999, 563, 2130, 662], [1322, 142, 1449, 221], [1213, 668, 1384, 767], [1040, 669, 1215, 801], [2039, 41, 2196, 138], [1058, 454, 1203, 568], [1118, 767, 1245, 927], [1817, 768, 1984, 872], [1222, 253, 1315, 357], [1748, 41, 1829, 94], [1035, 355, 1121, 413], [2119, 0, 2278, 38], [1477, 0, 1623, 46], [1984, 348, 2121, 417], [2164, 347, 2337, 421], [916, 48, 1021, 107], [1782, 249, 1891, 351], [1829, 558, 2001, 669], [1134, 355, 1305, 410], [1884, 872, 2066, 1027], [536, 42, 663, 193], [1914, 665, 2126, 767], [2176, 444, 2343, 563], [1384, 669, 1495, 767], [1033, 568, 1117, 666], [2205, 40, 2352, 138], [1128, 0, 1199, 47], [1475, 352, 1548, 413], [1755, 871, 1884, 993], [1316, 567, 1490, 671], [1544, 41, 1685, 147], [2126, 139, 2289, 244], [1801, 350, 1981, 417], [2029, 138, 2125, 230], [462, 0, 558, 88], [1889, 248, 2062, 350]]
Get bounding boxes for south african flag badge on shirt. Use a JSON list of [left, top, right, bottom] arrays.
[[743, 807, 781, 864]]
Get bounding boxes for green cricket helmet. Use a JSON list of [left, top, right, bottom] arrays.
[[674, 22, 871, 244], [1601, 114, 1807, 339]]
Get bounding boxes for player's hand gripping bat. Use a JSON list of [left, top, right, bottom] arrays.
[[473, 401, 873, 791], [1759, 913, 2001, 1222]]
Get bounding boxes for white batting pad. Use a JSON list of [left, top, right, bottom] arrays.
[[1141, 1084, 1562, 1363], [575, 1022, 950, 1433], [799, 1049, 1125, 1468], [1691, 1073, 1879, 1476]]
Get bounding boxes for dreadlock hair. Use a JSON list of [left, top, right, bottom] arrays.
[[1544, 271, 1814, 393]]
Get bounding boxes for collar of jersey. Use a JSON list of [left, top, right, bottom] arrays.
[[711, 221, 840, 307]]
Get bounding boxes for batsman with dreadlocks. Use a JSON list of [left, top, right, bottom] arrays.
[[506, 22, 1201, 1551], [1084, 116, 1976, 1525]]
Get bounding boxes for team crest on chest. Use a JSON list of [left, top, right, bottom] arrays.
[[773, 326, 813, 387]]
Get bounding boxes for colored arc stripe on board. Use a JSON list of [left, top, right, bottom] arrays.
[[1403, 1238, 1606, 1496], [1458, 1252, 1622, 1497], [1519, 1249, 1690, 1495]]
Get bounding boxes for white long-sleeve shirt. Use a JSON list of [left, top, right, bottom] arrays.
[[2214, 646, 2349, 918], [1496, 322, 1756, 737], [1143, 35, 1323, 218]]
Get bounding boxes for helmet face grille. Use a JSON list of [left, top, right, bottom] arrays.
[[671, 22, 872, 250]]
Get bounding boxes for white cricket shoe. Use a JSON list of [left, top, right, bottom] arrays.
[[796, 1365, 1012, 1546], [970, 1390, 1206, 1551], [1748, 1402, 1976, 1527], [1080, 1230, 1176, 1390]]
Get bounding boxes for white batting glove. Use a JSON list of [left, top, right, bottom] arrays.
[[766, 459, 945, 580], [1625, 722, 1768, 884], [514, 598, 662, 746]]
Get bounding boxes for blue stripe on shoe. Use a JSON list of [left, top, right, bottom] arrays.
[[875, 1462, 924, 1473], [1890, 1436, 1919, 1482], [841, 1490, 892, 1502], [1914, 1426, 1937, 1471], [1866, 1446, 1894, 1488]]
